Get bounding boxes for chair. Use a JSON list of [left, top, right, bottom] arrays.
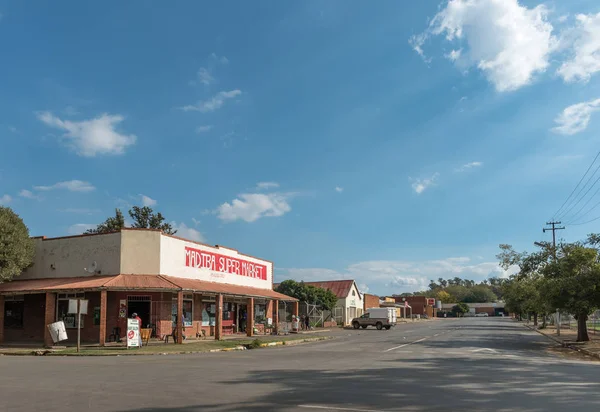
[[108, 327, 121, 343]]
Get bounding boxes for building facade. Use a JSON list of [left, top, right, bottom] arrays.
[[302, 280, 364, 326], [0, 229, 296, 346]]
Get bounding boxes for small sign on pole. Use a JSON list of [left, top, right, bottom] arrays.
[[127, 319, 140, 349], [68, 299, 88, 353]]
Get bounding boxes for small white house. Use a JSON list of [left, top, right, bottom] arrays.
[[302, 280, 364, 326]]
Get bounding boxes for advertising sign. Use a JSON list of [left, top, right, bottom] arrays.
[[427, 298, 435, 306], [185, 246, 268, 280], [127, 319, 140, 348]]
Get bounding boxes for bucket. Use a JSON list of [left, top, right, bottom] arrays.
[[47, 321, 68, 343]]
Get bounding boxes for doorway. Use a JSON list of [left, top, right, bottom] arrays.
[[238, 304, 247, 333], [127, 296, 151, 328]]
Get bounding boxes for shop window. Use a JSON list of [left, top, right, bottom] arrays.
[[93, 307, 100, 326], [172, 294, 193, 327], [202, 301, 216, 326], [254, 303, 267, 324], [57, 293, 85, 329], [4, 295, 24, 329]]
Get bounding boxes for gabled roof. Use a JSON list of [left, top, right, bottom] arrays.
[[274, 280, 358, 299], [0, 274, 296, 301]]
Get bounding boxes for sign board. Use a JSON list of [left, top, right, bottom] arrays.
[[127, 319, 140, 348], [427, 298, 435, 306], [185, 246, 268, 280], [119, 300, 127, 318], [68, 299, 88, 315]]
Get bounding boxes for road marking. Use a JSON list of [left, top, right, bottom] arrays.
[[433, 333, 440, 337], [298, 405, 386, 412], [384, 337, 427, 352], [470, 348, 498, 353]]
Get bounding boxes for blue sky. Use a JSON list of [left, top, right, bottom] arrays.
[[2, 0, 600, 295]]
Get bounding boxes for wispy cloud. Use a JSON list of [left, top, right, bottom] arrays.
[[553, 98, 600, 135], [217, 192, 292, 223], [0, 194, 12, 205], [190, 68, 214, 86], [67, 223, 96, 235], [180, 90, 242, 113], [140, 194, 157, 207], [335, 186, 344, 193], [34, 180, 95, 192], [210, 53, 229, 65], [195, 125, 213, 134], [256, 182, 280, 190], [172, 222, 205, 242], [192, 218, 201, 226], [558, 12, 600, 83], [8, 126, 17, 133], [411, 173, 439, 194], [37, 112, 137, 156], [19, 189, 40, 200], [455, 161, 483, 172], [60, 208, 101, 215]]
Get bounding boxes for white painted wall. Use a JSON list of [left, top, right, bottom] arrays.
[[19, 233, 122, 280], [159, 235, 273, 290], [338, 282, 365, 325]]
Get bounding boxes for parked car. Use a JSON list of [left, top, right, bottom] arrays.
[[352, 308, 396, 330], [475, 313, 489, 317]]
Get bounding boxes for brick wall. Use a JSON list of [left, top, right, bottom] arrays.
[[394, 296, 427, 315], [4, 294, 46, 342], [363, 294, 380, 311]]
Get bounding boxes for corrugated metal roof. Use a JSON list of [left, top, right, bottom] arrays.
[[0, 274, 296, 301], [273, 280, 356, 299]]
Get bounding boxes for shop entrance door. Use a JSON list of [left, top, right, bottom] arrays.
[[238, 304, 247, 333], [127, 296, 151, 328]]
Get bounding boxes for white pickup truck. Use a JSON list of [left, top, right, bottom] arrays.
[[351, 308, 397, 330]]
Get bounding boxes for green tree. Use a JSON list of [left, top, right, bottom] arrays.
[[452, 302, 469, 317], [0, 207, 35, 282], [85, 208, 126, 234], [541, 242, 600, 342], [129, 206, 177, 234], [84, 206, 177, 235], [463, 285, 497, 303], [275, 280, 338, 310], [435, 290, 454, 304]]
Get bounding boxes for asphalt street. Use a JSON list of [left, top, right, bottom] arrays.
[[1, 318, 599, 412]]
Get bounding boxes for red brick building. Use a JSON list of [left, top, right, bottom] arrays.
[[363, 294, 380, 311], [0, 229, 296, 347]]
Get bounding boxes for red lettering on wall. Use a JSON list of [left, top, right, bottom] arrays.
[[185, 247, 268, 280]]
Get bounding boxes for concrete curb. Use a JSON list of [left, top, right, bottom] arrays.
[[0, 337, 333, 357], [523, 323, 600, 360]]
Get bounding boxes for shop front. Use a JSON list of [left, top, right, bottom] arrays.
[[0, 229, 297, 346]]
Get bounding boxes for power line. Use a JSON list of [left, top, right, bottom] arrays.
[[552, 150, 600, 220], [564, 182, 600, 224], [569, 214, 600, 226], [556, 159, 600, 221], [543, 221, 565, 257]]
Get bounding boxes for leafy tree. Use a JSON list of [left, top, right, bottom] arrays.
[[275, 280, 338, 310], [84, 206, 177, 235], [463, 285, 497, 303], [0, 207, 35, 282], [85, 208, 126, 234], [452, 302, 469, 317], [435, 290, 454, 304]]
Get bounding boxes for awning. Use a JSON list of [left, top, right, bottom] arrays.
[[0, 274, 297, 301]]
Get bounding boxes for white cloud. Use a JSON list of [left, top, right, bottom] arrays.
[[8, 126, 17, 133], [256, 182, 280, 190], [552, 98, 600, 135], [335, 186, 344, 193], [193, 68, 214, 86], [412, 0, 556, 92], [445, 48, 462, 61], [19, 189, 40, 200], [172, 222, 205, 243], [210, 53, 229, 64], [455, 161, 483, 172], [195, 125, 213, 134], [34, 180, 95, 192], [180, 90, 241, 113], [192, 218, 201, 226], [0, 194, 12, 205], [60, 208, 101, 215], [558, 13, 600, 83], [411, 173, 439, 194], [139, 194, 157, 207], [217, 193, 291, 223], [37, 112, 137, 156], [277, 257, 518, 296], [67, 223, 96, 235], [558, 15, 569, 24]]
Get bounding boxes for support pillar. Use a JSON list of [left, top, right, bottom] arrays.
[[273, 299, 279, 335], [0, 295, 4, 344], [293, 301, 299, 317], [247, 297, 254, 337], [43, 292, 56, 348], [176, 290, 183, 344], [215, 294, 223, 341], [99, 290, 107, 346]]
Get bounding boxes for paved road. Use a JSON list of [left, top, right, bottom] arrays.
[[1, 318, 599, 411]]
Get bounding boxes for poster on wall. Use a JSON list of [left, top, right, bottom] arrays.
[[127, 319, 140, 348], [119, 300, 127, 318]]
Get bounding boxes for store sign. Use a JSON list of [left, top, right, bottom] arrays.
[[127, 319, 140, 348], [185, 246, 267, 280]]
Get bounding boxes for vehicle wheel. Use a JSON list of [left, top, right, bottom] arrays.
[[376, 322, 383, 330], [361, 325, 368, 329], [353, 322, 360, 329], [385, 326, 391, 330]]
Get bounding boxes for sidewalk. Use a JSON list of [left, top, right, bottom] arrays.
[[524, 323, 600, 359]]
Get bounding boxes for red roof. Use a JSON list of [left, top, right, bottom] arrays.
[[0, 274, 296, 301], [274, 280, 357, 299]]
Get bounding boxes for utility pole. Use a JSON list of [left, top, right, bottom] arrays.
[[543, 221, 565, 259]]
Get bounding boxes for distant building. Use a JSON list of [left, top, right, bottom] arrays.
[[363, 293, 381, 312], [441, 302, 506, 316]]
